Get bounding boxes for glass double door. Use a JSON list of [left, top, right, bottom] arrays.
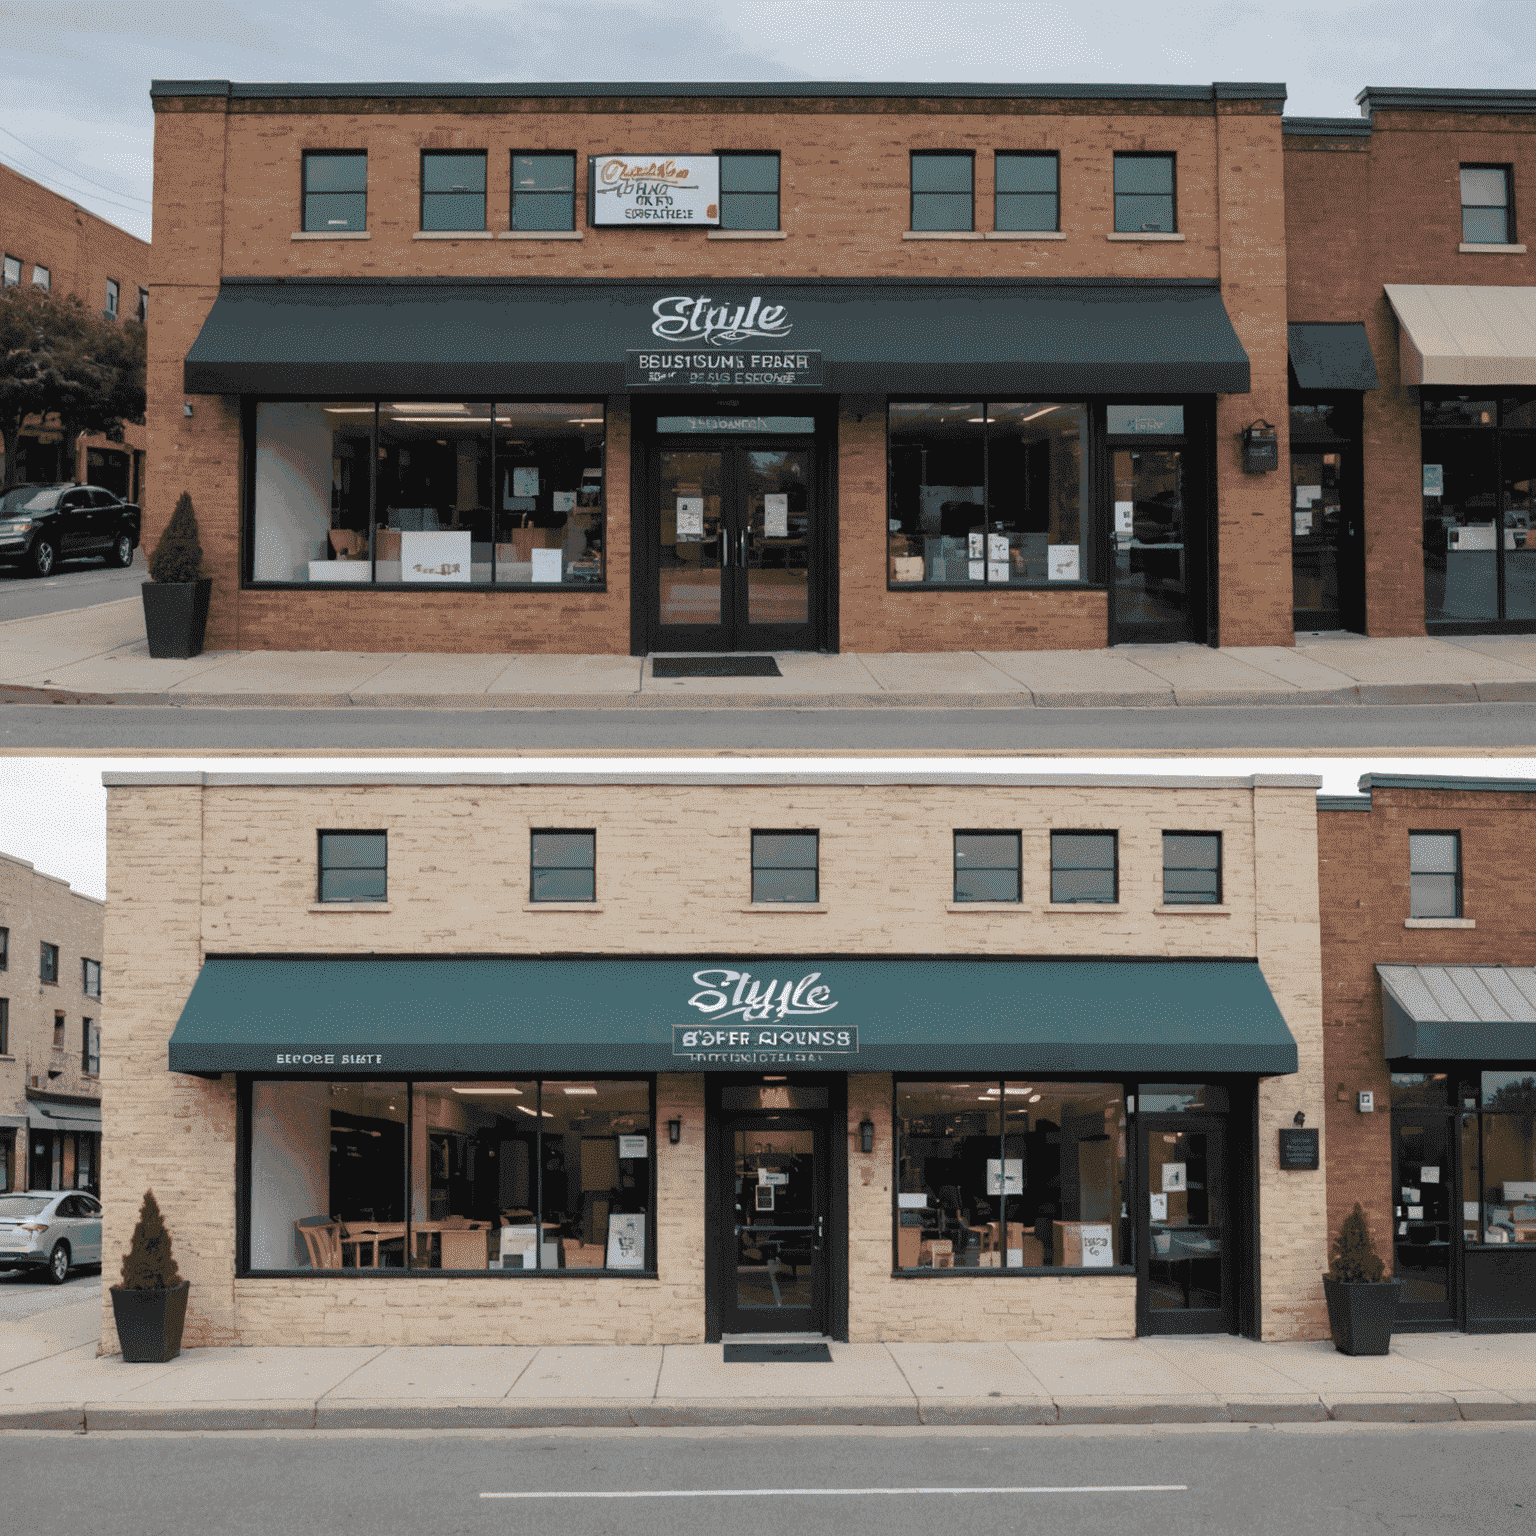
[[654, 443, 817, 652], [1138, 1117, 1234, 1334], [721, 1113, 828, 1334], [1112, 448, 1202, 644]]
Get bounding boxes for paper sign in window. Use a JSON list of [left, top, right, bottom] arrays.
[[986, 1158, 1023, 1195], [530, 548, 563, 583], [988, 561, 1009, 582], [1294, 511, 1312, 536], [1407, 1205, 1424, 1220], [758, 1169, 788, 1186], [617, 1135, 648, 1159], [763, 493, 789, 538], [1078, 1224, 1114, 1267], [1048, 545, 1080, 581], [1423, 464, 1444, 497], [607, 1212, 645, 1269], [1465, 1201, 1480, 1221], [1295, 484, 1321, 508], [552, 490, 576, 514], [513, 467, 540, 498], [968, 531, 984, 559], [1149, 1192, 1168, 1220], [675, 497, 704, 539], [1421, 1166, 1440, 1184], [1161, 1162, 1187, 1193], [1115, 500, 1134, 536], [988, 533, 1009, 562], [968, 560, 985, 581], [898, 1192, 928, 1209], [1402, 1186, 1420, 1203]]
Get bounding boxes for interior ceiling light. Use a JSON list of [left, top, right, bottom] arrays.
[[452, 1086, 523, 1095], [1020, 404, 1063, 423], [563, 1087, 598, 1096], [1029, 1094, 1042, 1103]]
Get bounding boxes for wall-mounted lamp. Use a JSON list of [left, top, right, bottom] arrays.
[[859, 1117, 875, 1154], [183, 402, 194, 418], [667, 1118, 682, 1145], [1241, 419, 1278, 473], [1292, 1110, 1306, 1127]]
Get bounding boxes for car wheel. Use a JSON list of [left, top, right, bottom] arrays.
[[29, 538, 58, 578], [110, 533, 134, 568], [45, 1242, 70, 1285]]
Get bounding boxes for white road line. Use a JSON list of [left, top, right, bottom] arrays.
[[480, 1485, 1188, 1499]]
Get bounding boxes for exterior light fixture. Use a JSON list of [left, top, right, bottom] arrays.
[[859, 1117, 875, 1154], [183, 402, 194, 418], [1293, 1110, 1306, 1127], [668, 1118, 682, 1145]]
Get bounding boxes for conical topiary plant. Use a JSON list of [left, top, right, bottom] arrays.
[[1329, 1201, 1386, 1284], [118, 1189, 183, 1291], [147, 491, 205, 584]]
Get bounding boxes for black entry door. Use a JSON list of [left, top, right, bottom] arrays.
[[1138, 1116, 1235, 1334], [652, 442, 818, 652], [1391, 1102, 1458, 1329], [720, 1112, 828, 1334], [1110, 446, 1205, 644], [1291, 443, 1366, 632]]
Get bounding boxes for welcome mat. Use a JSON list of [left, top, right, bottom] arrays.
[[652, 655, 782, 678], [723, 1342, 833, 1363]]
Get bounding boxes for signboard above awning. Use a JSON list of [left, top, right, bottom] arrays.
[[168, 955, 1297, 1077], [183, 278, 1251, 397], [1379, 964, 1536, 1061], [1288, 323, 1380, 390], [1384, 285, 1536, 386]]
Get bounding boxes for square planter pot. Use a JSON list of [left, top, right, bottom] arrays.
[[110, 1281, 190, 1363], [141, 578, 213, 659], [1323, 1276, 1402, 1356]]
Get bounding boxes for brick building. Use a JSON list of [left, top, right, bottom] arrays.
[[0, 160, 149, 500], [0, 850, 105, 1197], [150, 79, 1295, 656], [1318, 773, 1536, 1333], [101, 769, 1326, 1353]]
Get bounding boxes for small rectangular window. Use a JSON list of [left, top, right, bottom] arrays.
[[1409, 832, 1461, 918], [53, 1011, 64, 1049], [530, 830, 596, 902], [1051, 831, 1117, 904], [421, 151, 487, 232], [719, 152, 780, 230], [104, 279, 118, 318], [1114, 154, 1175, 233], [304, 150, 367, 232], [82, 1017, 97, 1075], [911, 152, 974, 232], [752, 830, 819, 903], [511, 153, 575, 231], [3, 255, 20, 287], [0, 998, 8, 1056], [31, 264, 49, 290], [995, 152, 1058, 232], [1461, 166, 1512, 244], [82, 959, 101, 998], [954, 831, 1021, 902], [136, 287, 148, 323], [0, 926, 7, 969], [40, 943, 58, 984], [1162, 832, 1221, 905], [318, 831, 387, 903]]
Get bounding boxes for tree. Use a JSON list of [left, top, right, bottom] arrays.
[[1329, 1202, 1386, 1284], [0, 283, 51, 491], [118, 1189, 183, 1291]]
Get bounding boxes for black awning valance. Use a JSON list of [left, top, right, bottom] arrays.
[[1288, 322, 1380, 390], [185, 278, 1252, 397]]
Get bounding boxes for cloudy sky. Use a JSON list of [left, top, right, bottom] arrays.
[[3, 0, 1533, 243]]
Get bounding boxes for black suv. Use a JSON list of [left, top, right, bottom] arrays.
[[0, 482, 142, 577]]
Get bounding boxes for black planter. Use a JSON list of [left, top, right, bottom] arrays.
[[141, 578, 213, 659], [1323, 1276, 1402, 1356], [110, 1281, 190, 1363]]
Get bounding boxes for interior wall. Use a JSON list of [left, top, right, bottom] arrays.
[[254, 401, 332, 581], [250, 1080, 330, 1268]]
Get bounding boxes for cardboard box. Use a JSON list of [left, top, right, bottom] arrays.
[[982, 1221, 1027, 1252], [892, 555, 924, 583], [977, 1250, 1001, 1268], [561, 1239, 605, 1269], [918, 1238, 952, 1268], [501, 527, 561, 564], [897, 1225, 923, 1269]]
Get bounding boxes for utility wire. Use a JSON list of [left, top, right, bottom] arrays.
[[0, 122, 152, 206], [0, 149, 151, 222]]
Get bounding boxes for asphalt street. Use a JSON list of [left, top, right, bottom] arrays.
[[4, 701, 1536, 752], [0, 558, 144, 622], [0, 1269, 102, 1323], [1, 1422, 1532, 1535]]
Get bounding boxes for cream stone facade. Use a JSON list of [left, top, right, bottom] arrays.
[[102, 770, 1328, 1354]]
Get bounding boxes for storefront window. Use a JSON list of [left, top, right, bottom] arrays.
[[247, 1078, 651, 1273], [1472, 1072, 1536, 1246], [895, 1080, 1126, 1271], [251, 402, 604, 588], [887, 402, 1086, 587]]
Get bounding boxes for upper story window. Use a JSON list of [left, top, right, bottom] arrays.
[[1162, 832, 1221, 905], [104, 279, 118, 319], [0, 998, 8, 1056], [953, 831, 1021, 903], [1409, 831, 1461, 918], [1113, 153, 1175, 233], [1461, 166, 1512, 244], [1051, 831, 1117, 904], [318, 831, 387, 903], [2, 255, 20, 287], [911, 151, 974, 232], [421, 151, 487, 232], [52, 1011, 64, 1049], [83, 1017, 99, 1076], [40, 942, 58, 984], [530, 830, 596, 902], [0, 925, 7, 969], [752, 830, 819, 904], [82, 958, 101, 998], [719, 153, 780, 230], [995, 152, 1058, 232], [136, 287, 148, 323], [304, 150, 367, 233], [31, 264, 49, 290], [511, 154, 575, 231]]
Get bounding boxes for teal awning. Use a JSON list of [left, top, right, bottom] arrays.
[[1380, 964, 1536, 1061], [169, 956, 1298, 1077], [1288, 322, 1380, 390]]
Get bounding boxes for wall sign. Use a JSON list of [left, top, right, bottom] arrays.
[[592, 155, 719, 226], [1278, 1128, 1320, 1170], [626, 349, 822, 389]]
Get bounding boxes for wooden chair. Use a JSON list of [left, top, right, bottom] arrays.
[[296, 1219, 341, 1270], [328, 528, 366, 559], [340, 1222, 383, 1268], [439, 1228, 489, 1270]]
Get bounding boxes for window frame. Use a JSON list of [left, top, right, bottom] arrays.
[[717, 150, 781, 231], [1, 254, 19, 287], [104, 279, 118, 319], [910, 150, 975, 232], [31, 264, 49, 290], [1408, 830, 1462, 919], [751, 829, 820, 904], [0, 998, 8, 1056], [52, 1010, 65, 1050], [301, 149, 368, 234], [1460, 163, 1513, 245], [1050, 830, 1119, 905], [317, 830, 388, 905], [0, 925, 7, 970], [1113, 152, 1177, 234], [1161, 831, 1222, 906], [82, 958, 101, 998], [420, 149, 488, 233], [952, 829, 1022, 903], [993, 150, 1060, 233], [136, 287, 148, 323], [529, 828, 597, 903], [40, 942, 58, 985], [82, 1017, 97, 1075], [510, 151, 577, 232]]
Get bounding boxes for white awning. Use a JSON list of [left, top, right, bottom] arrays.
[[26, 1103, 102, 1134], [1384, 285, 1536, 386]]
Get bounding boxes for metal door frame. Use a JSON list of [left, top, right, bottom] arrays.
[[1389, 1099, 1462, 1331]]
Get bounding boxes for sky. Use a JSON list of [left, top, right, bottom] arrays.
[[2, 0, 1535, 244]]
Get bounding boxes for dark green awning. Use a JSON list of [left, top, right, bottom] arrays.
[[1288, 322, 1379, 390], [184, 278, 1251, 396], [1380, 964, 1536, 1061], [169, 956, 1297, 1076]]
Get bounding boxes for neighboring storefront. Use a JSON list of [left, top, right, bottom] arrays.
[[150, 79, 1296, 656], [102, 770, 1328, 1351], [1318, 774, 1536, 1332]]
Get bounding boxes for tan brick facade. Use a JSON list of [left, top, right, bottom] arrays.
[[103, 771, 1328, 1353]]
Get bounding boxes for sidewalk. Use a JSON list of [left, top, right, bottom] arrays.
[[4, 1299, 1535, 1431], [6, 599, 1536, 710]]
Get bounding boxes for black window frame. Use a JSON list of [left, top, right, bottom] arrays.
[[40, 942, 58, 985], [303, 149, 368, 234], [510, 151, 577, 232], [1408, 830, 1462, 919], [1460, 163, 1513, 245], [0, 998, 8, 1056], [717, 151, 781, 231], [317, 830, 388, 905], [1, 254, 19, 287], [103, 279, 118, 319], [751, 829, 820, 904], [82, 1016, 97, 1075], [1113, 152, 1177, 234], [136, 286, 148, 323], [952, 830, 1022, 903], [1161, 831, 1222, 906], [910, 150, 975, 232], [52, 1010, 64, 1049], [994, 151, 1060, 233], [82, 958, 100, 998], [1050, 830, 1119, 905], [0, 925, 7, 969], [529, 829, 597, 903], [420, 149, 488, 233]]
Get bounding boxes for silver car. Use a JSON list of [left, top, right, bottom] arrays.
[[0, 1191, 103, 1283]]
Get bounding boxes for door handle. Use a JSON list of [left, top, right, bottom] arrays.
[[816, 1214, 824, 1251], [718, 527, 729, 569], [739, 529, 749, 567]]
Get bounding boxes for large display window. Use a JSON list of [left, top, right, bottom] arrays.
[[246, 1078, 652, 1274], [249, 402, 605, 588]]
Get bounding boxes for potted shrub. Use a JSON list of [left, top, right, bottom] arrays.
[[1322, 1202, 1402, 1356], [141, 492, 213, 658], [109, 1190, 190, 1363]]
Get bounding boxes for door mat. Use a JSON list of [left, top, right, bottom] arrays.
[[652, 655, 782, 678], [723, 1342, 832, 1363]]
